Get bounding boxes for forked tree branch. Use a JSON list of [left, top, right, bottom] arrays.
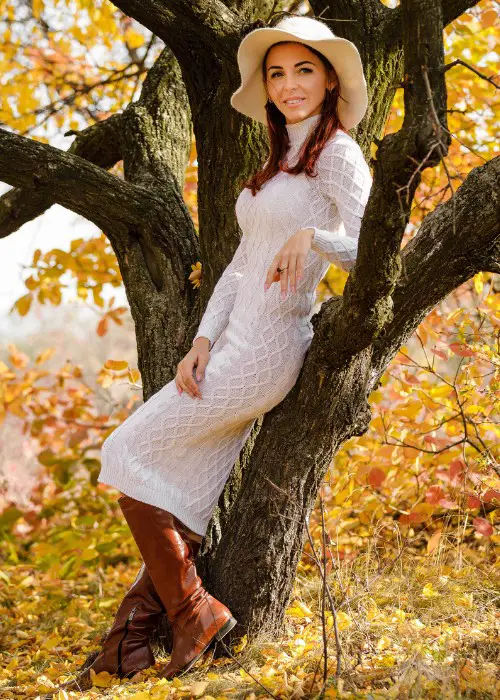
[[373, 154, 500, 378], [0, 45, 191, 242], [0, 115, 122, 239], [323, 0, 452, 363], [0, 128, 155, 242]]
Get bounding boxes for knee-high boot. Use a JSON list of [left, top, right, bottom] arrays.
[[118, 494, 237, 679], [51, 559, 165, 696]]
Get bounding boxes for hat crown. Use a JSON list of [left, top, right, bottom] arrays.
[[272, 16, 335, 41]]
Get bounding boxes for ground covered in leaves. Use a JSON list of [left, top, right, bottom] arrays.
[[0, 477, 499, 700]]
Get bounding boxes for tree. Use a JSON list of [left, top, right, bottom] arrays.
[[0, 0, 498, 658]]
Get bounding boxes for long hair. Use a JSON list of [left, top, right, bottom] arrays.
[[241, 22, 348, 196]]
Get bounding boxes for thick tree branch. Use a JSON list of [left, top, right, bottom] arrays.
[[0, 127, 198, 294], [0, 45, 192, 241], [0, 114, 122, 239], [441, 0, 482, 26], [372, 155, 500, 380], [120, 46, 192, 191], [1, 39, 202, 403], [379, 0, 483, 50], [321, 0, 451, 366], [0, 128, 151, 240], [110, 0, 242, 49]]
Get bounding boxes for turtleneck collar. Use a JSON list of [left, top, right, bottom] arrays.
[[285, 112, 322, 148]]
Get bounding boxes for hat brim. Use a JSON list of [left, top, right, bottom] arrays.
[[230, 27, 368, 130]]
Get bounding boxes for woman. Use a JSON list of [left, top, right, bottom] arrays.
[[56, 12, 373, 693]]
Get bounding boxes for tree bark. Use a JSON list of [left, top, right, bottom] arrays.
[[0, 114, 122, 238], [0, 0, 498, 658]]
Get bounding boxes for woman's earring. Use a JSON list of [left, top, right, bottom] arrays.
[[267, 97, 273, 104]]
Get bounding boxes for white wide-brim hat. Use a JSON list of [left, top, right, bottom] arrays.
[[230, 15, 368, 131]]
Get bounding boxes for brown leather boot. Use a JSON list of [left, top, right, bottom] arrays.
[[53, 557, 165, 694], [119, 495, 237, 680]]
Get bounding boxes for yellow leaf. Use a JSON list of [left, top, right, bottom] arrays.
[[128, 368, 141, 384], [32, 0, 44, 20], [429, 384, 454, 398], [334, 488, 351, 505], [25, 275, 38, 290], [14, 293, 33, 316], [43, 637, 61, 651], [89, 669, 113, 688], [233, 634, 247, 653], [124, 29, 145, 49], [390, 609, 406, 622], [82, 548, 99, 562], [427, 530, 442, 554], [190, 681, 208, 697], [473, 272, 484, 294], [454, 593, 473, 607], [104, 359, 129, 371], [464, 404, 481, 415], [93, 285, 105, 307], [366, 602, 380, 621], [422, 582, 440, 597], [35, 347, 56, 365], [336, 611, 351, 630], [286, 600, 314, 618], [397, 400, 422, 420], [376, 635, 392, 650], [378, 654, 396, 667]]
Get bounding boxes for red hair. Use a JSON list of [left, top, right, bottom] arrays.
[[241, 42, 348, 196]]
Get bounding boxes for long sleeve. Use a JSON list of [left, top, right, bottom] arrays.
[[193, 230, 250, 350], [309, 136, 372, 272]]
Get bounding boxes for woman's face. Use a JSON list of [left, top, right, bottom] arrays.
[[264, 42, 336, 125]]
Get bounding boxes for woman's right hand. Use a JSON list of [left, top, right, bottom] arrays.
[[175, 338, 210, 399]]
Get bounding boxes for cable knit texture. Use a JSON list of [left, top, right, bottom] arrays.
[[98, 113, 373, 536]]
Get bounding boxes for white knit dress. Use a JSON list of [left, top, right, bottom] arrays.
[[97, 112, 373, 536]]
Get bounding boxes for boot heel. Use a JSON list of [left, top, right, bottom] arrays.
[[215, 616, 237, 641]]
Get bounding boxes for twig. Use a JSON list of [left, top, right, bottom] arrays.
[[443, 59, 500, 89], [304, 504, 342, 689]]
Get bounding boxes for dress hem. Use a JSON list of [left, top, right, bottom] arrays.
[[97, 467, 209, 538]]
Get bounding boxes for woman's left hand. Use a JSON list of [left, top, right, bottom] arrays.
[[264, 228, 314, 298]]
